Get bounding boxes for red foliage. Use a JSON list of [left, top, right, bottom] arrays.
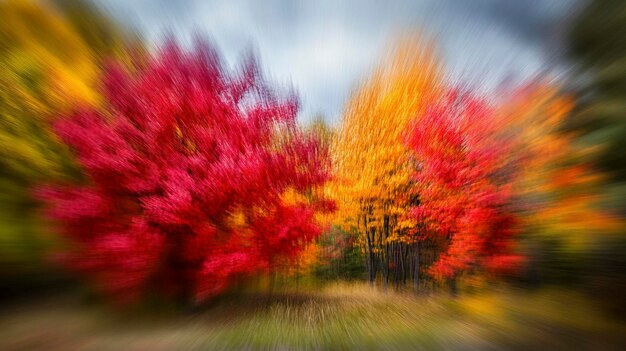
[[406, 90, 522, 279], [37, 41, 331, 304]]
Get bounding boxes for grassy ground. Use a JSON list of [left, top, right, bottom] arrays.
[[0, 282, 625, 350]]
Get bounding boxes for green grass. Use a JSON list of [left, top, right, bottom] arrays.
[[1, 282, 624, 350]]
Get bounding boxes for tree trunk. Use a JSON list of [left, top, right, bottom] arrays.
[[365, 215, 375, 285], [449, 273, 458, 297], [383, 215, 389, 292], [414, 241, 420, 293]]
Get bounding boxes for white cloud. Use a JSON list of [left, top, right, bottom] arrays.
[[93, 0, 575, 124]]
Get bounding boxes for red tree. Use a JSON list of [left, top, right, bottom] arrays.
[[406, 89, 522, 280], [37, 41, 332, 303]]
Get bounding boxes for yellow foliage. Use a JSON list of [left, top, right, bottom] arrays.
[[331, 35, 442, 248], [1, 0, 100, 108]]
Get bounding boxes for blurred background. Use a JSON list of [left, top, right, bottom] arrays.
[[1, 0, 626, 350]]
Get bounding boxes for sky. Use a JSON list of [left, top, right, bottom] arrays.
[[93, 0, 579, 124]]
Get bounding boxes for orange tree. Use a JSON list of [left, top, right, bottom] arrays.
[[332, 37, 441, 289]]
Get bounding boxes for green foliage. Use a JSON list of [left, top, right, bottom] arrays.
[[313, 227, 366, 281], [568, 0, 626, 185], [566, 0, 626, 314]]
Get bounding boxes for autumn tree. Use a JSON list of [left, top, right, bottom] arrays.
[[501, 82, 626, 313], [332, 37, 441, 289], [0, 0, 141, 291], [499, 83, 620, 253], [406, 89, 522, 286], [275, 116, 337, 284], [37, 41, 332, 304]]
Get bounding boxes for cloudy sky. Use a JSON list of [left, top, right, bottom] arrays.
[[93, 0, 578, 124]]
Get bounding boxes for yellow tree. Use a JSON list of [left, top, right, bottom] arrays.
[[0, 0, 142, 287], [332, 36, 441, 288]]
